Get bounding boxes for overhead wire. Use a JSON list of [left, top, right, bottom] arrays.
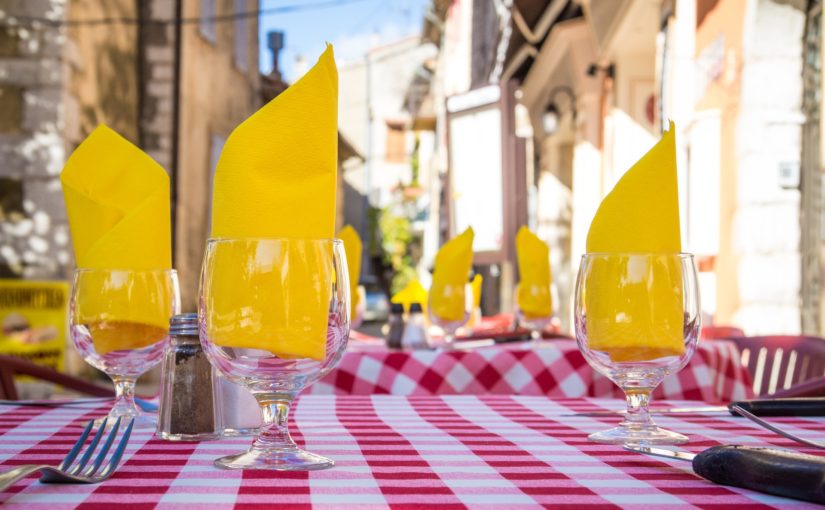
[[0, 0, 371, 28]]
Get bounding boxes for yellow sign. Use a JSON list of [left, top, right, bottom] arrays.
[[0, 280, 69, 372]]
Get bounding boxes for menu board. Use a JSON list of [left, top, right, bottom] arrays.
[[0, 279, 69, 372], [448, 93, 504, 254]]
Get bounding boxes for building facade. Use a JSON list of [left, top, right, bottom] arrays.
[[516, 0, 824, 334], [0, 0, 261, 311]]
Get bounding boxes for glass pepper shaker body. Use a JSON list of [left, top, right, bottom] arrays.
[[157, 313, 220, 441]]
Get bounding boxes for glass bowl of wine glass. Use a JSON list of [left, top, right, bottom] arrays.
[[199, 238, 350, 470], [70, 268, 180, 428], [574, 253, 700, 445], [428, 282, 471, 349]]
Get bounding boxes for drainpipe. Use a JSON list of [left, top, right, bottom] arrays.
[[170, 0, 183, 259], [364, 51, 373, 277]]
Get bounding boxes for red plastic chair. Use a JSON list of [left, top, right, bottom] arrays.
[[701, 325, 745, 340], [770, 376, 825, 398], [0, 355, 114, 400], [727, 336, 825, 396]]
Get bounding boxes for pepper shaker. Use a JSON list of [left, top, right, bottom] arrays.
[[157, 313, 220, 441]]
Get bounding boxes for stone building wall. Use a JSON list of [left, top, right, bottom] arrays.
[[138, 0, 176, 172], [0, 0, 70, 280], [0, 0, 140, 281], [732, 0, 806, 334]]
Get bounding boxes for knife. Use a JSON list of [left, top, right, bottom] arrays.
[[570, 397, 825, 417], [0, 397, 159, 412], [625, 444, 825, 504]]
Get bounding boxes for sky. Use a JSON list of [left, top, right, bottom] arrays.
[[258, 0, 429, 82]]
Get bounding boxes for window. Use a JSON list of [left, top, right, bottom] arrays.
[[234, 0, 248, 72], [385, 120, 406, 163], [199, 0, 216, 43]]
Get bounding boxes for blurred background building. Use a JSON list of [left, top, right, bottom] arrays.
[[1, 0, 824, 344]]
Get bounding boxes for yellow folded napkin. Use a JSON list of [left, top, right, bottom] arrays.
[[467, 274, 483, 328], [515, 227, 553, 319], [391, 279, 428, 313], [585, 120, 684, 362], [430, 228, 474, 321], [471, 274, 483, 309], [206, 45, 338, 361], [338, 225, 362, 320], [60, 125, 172, 355]]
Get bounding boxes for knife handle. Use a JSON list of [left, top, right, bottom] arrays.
[[729, 398, 825, 417], [693, 445, 825, 504]]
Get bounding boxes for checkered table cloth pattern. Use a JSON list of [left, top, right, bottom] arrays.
[[313, 340, 753, 403], [0, 396, 820, 509]]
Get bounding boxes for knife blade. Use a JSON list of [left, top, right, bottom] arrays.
[[625, 444, 825, 504], [0, 397, 159, 412], [570, 397, 825, 417]]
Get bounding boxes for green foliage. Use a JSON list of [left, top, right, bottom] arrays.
[[410, 135, 420, 187], [369, 132, 425, 295], [378, 208, 416, 294]]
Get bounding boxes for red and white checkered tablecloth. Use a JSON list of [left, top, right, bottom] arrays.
[[313, 340, 753, 403], [0, 396, 821, 509]]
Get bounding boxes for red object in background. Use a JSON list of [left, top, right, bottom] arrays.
[[726, 335, 825, 397], [0, 354, 114, 400], [701, 325, 745, 340]]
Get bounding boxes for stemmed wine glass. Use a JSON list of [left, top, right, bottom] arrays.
[[574, 253, 700, 445], [199, 238, 349, 470], [514, 282, 555, 342], [70, 269, 180, 428], [428, 282, 471, 349]]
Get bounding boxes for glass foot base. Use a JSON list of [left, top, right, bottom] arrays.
[[588, 424, 689, 445], [94, 408, 157, 430], [215, 447, 335, 471]]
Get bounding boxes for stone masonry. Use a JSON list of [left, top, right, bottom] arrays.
[[0, 0, 70, 280], [138, 0, 176, 172]]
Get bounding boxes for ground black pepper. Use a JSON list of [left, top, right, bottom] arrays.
[[158, 313, 218, 440]]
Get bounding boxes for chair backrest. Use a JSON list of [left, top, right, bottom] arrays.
[[0, 355, 114, 400], [701, 325, 745, 340], [727, 336, 825, 396]]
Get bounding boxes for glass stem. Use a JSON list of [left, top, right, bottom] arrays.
[[622, 390, 654, 428], [443, 332, 455, 350], [111, 376, 138, 414], [254, 398, 298, 451]]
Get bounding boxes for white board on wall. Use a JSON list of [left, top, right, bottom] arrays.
[[448, 105, 503, 253]]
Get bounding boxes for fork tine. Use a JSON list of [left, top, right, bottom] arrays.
[[82, 417, 122, 477], [97, 418, 134, 478], [57, 419, 95, 471], [66, 417, 109, 475]]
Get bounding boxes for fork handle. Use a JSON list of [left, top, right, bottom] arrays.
[[0, 465, 48, 492]]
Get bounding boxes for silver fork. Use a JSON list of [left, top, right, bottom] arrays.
[[0, 416, 134, 492], [729, 404, 825, 450]]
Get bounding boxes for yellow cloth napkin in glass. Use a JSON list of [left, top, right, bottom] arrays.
[[515, 226, 552, 319], [585, 120, 684, 362], [337, 225, 362, 320], [470, 274, 483, 309], [60, 124, 172, 355], [206, 46, 338, 361], [466, 273, 483, 328], [430, 227, 474, 321], [391, 279, 429, 313]]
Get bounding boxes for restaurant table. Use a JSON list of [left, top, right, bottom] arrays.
[[1, 395, 818, 509], [313, 339, 753, 403]]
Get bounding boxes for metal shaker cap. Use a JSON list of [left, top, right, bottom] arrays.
[[170, 313, 199, 336]]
